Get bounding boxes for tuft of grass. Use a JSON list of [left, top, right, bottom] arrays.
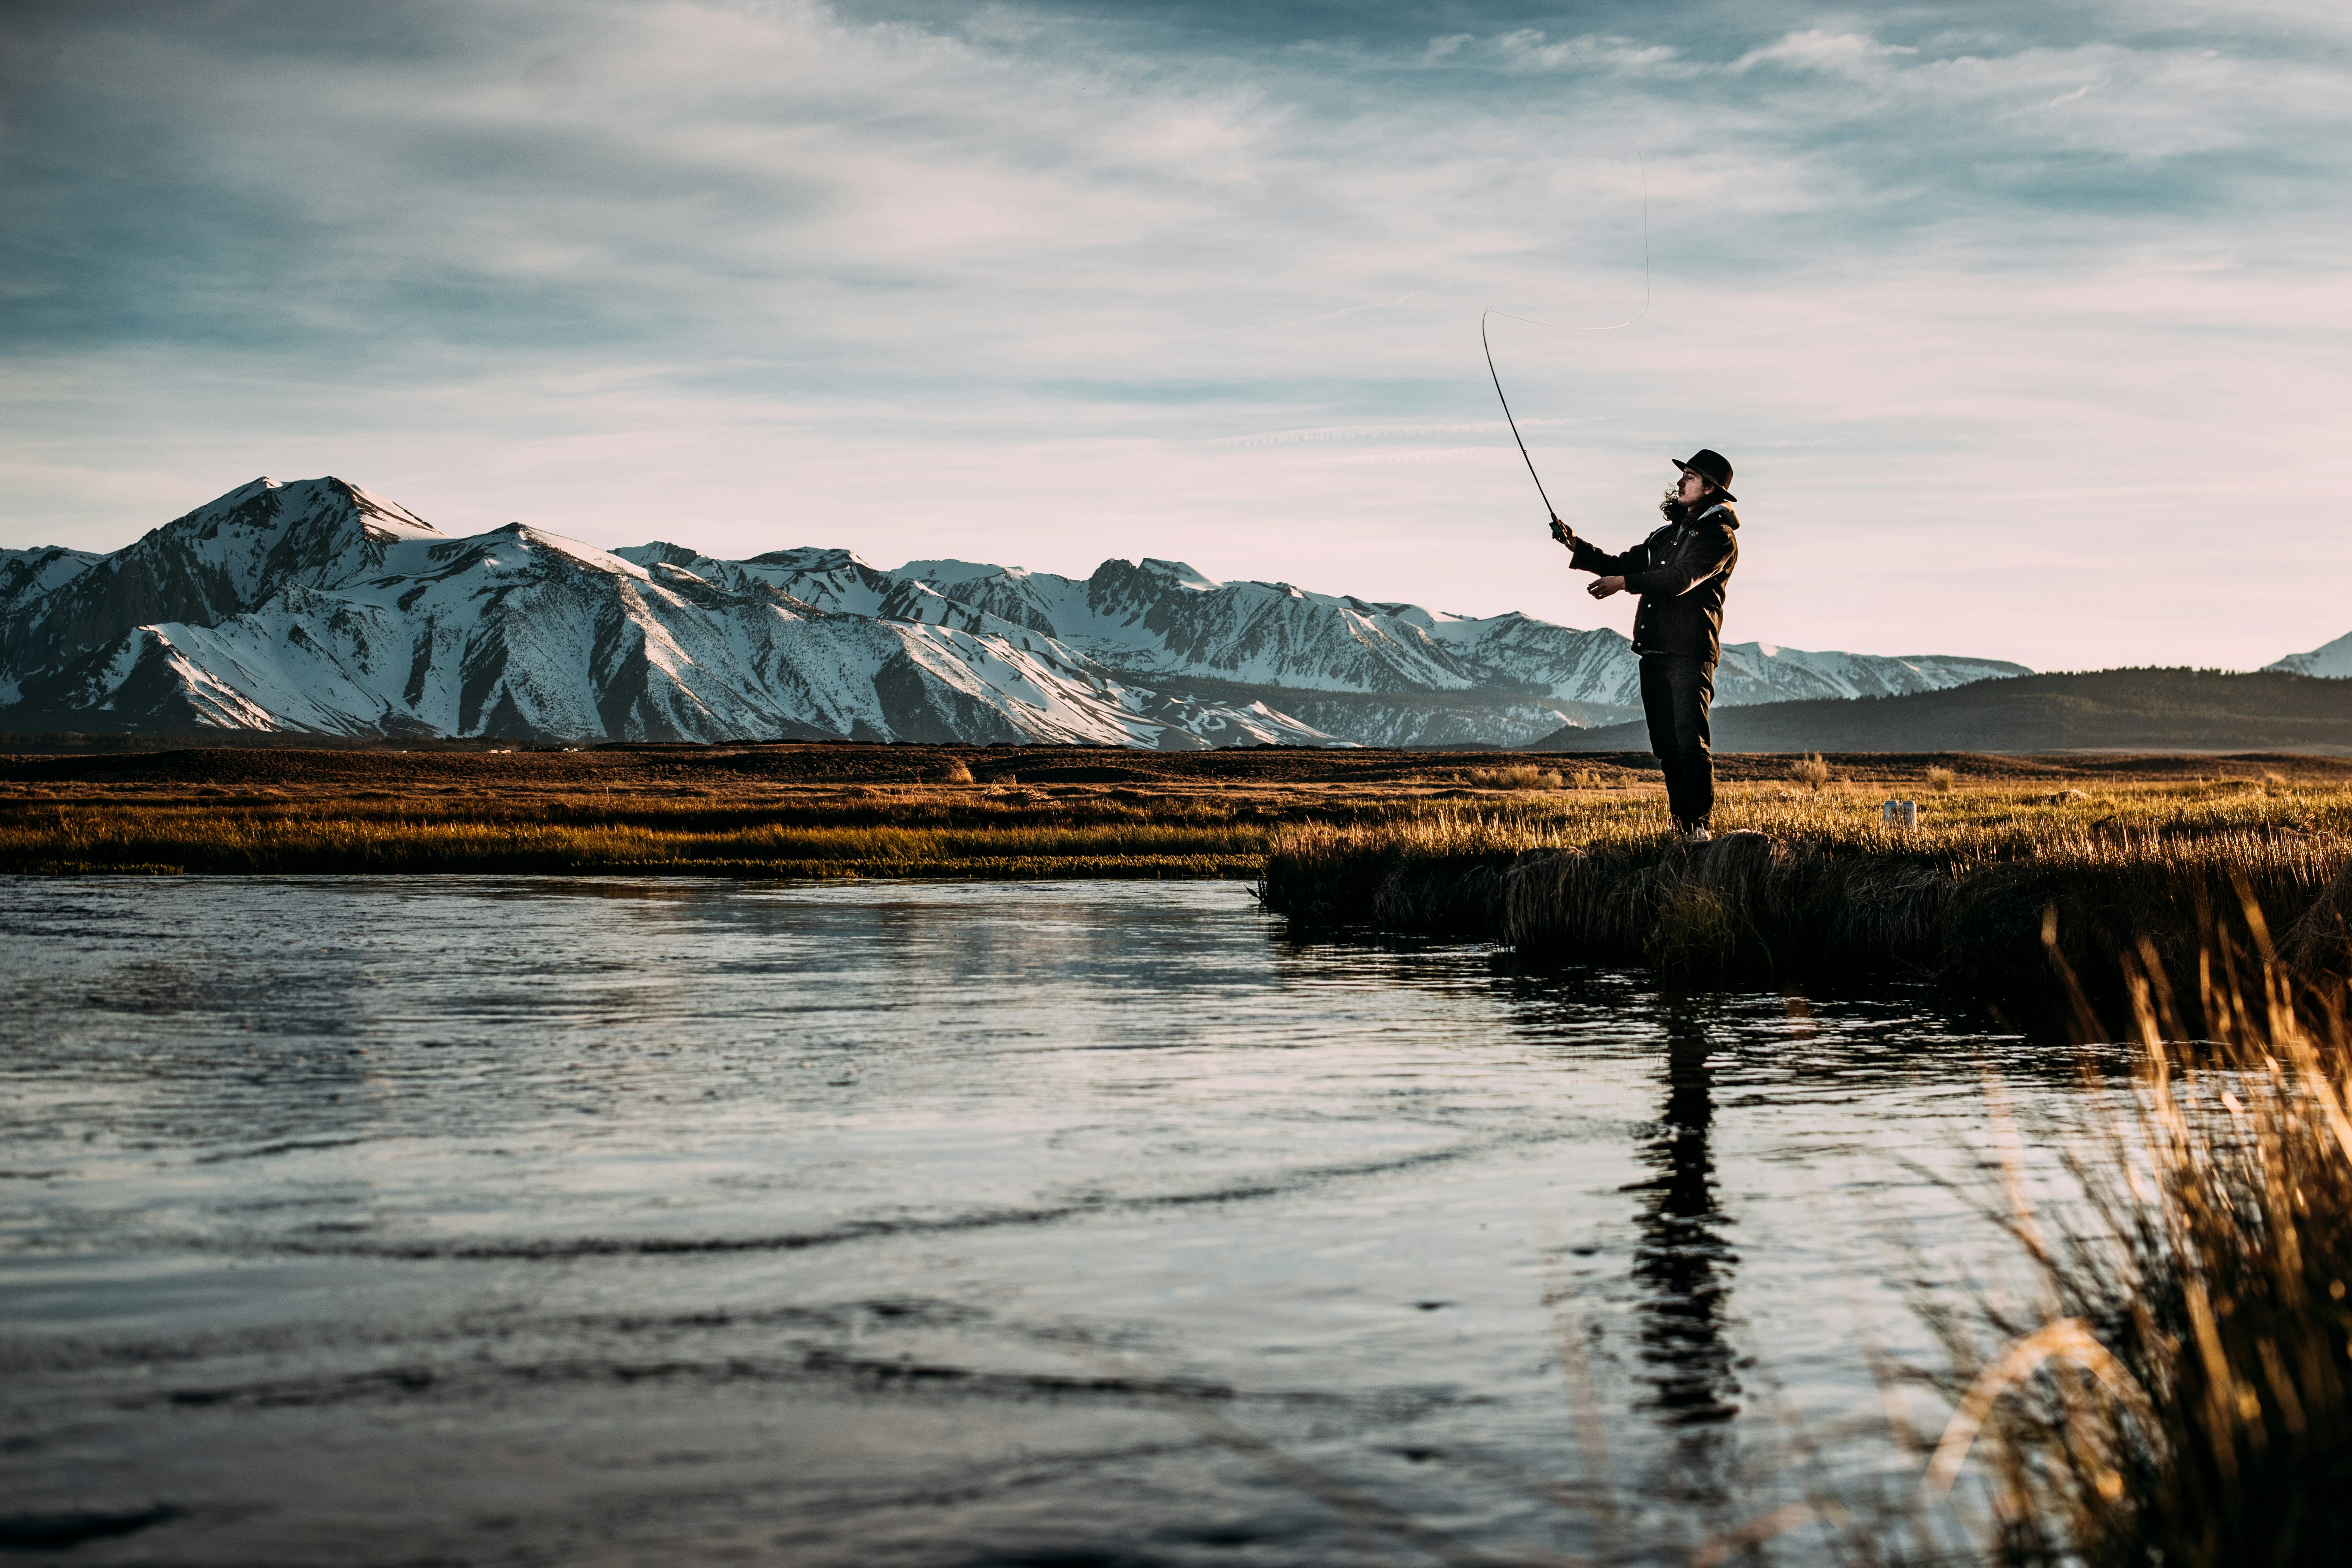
[[936, 760, 975, 784], [1792, 753, 1833, 789], [1926, 766, 1956, 793], [1467, 765, 1564, 791], [1918, 925, 2352, 1565]]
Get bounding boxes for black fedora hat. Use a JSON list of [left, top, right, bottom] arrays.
[[1671, 449, 1736, 502]]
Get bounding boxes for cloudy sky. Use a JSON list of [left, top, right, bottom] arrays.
[[3, 0, 2346, 670]]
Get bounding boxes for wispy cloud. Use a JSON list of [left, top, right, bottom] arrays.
[[1, 0, 2348, 668], [1733, 29, 1919, 79]]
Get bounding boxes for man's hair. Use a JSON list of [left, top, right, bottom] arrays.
[[1658, 479, 1718, 525]]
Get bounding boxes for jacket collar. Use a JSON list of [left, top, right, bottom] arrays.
[[1659, 501, 1737, 532]]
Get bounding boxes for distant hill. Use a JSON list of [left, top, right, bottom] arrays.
[[1525, 668, 2352, 753]]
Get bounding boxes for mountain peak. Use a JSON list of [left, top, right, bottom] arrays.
[[336, 479, 440, 538], [748, 545, 881, 573], [894, 558, 1015, 586], [1135, 559, 1219, 592], [616, 541, 706, 568]]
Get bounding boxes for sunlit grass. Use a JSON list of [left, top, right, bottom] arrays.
[[1266, 777, 2346, 880], [1900, 926, 2352, 1566], [0, 809, 1283, 877], [1463, 764, 1564, 790], [4, 774, 2343, 894], [1259, 781, 2352, 1012]]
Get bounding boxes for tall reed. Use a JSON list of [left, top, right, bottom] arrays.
[[1918, 920, 2352, 1565]]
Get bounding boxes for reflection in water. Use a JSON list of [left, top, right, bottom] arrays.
[[0, 879, 2056, 1567], [1629, 1003, 1741, 1455]]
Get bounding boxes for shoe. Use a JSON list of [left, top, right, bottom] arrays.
[[1687, 826, 1712, 844]]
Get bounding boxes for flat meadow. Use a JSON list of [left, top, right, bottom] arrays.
[[4, 739, 2343, 878]]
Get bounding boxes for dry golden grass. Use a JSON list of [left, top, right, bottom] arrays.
[[1465, 764, 1564, 791], [1791, 752, 1835, 789], [0, 759, 1427, 880], [1926, 765, 1957, 792], [1269, 776, 2351, 874], [13, 812, 1275, 875], [0, 797, 1301, 880], [1259, 779, 2352, 1016], [7, 752, 2349, 914], [1903, 927, 2352, 1566]]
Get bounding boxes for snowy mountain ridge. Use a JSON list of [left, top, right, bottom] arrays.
[[658, 543, 2029, 709], [2267, 633, 2352, 681], [0, 476, 2032, 747]]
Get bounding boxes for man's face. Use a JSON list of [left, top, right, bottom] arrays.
[[1674, 469, 1711, 506]]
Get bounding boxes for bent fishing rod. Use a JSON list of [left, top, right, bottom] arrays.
[[1482, 309, 1563, 542]]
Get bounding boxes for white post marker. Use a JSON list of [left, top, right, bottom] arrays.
[[1881, 800, 1919, 829]]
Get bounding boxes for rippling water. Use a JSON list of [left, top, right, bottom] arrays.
[[0, 877, 2077, 1565]]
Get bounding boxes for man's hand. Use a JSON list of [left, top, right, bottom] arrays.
[[1587, 576, 1627, 599], [1549, 514, 1573, 547]]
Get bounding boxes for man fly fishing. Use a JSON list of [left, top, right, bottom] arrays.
[[1550, 451, 1739, 844]]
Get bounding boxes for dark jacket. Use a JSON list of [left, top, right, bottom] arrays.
[[1569, 504, 1740, 664]]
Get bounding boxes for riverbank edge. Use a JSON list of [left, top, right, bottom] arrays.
[[11, 853, 1265, 881], [1260, 829, 2352, 1025]]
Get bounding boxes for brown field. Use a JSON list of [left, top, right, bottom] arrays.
[[3, 741, 2349, 883]]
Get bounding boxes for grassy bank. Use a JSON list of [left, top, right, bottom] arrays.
[[9, 747, 2352, 961], [1260, 779, 2352, 1020]]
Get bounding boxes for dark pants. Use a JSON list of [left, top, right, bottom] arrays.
[[1640, 654, 1715, 830]]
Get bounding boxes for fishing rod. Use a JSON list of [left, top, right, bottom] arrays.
[[1482, 309, 1558, 530]]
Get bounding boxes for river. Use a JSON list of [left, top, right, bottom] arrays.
[[0, 876, 2078, 1564]]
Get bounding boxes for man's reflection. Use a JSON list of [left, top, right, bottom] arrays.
[[1628, 1004, 1739, 1431]]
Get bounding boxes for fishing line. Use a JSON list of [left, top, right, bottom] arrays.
[[1482, 46, 1653, 526]]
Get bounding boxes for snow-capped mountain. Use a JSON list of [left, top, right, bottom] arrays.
[[0, 546, 103, 625], [0, 476, 2030, 746], [2267, 633, 2352, 680], [716, 551, 2024, 707], [0, 479, 1328, 747], [1712, 642, 2026, 706]]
